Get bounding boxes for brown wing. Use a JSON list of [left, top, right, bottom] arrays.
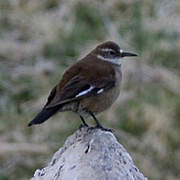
[[44, 86, 57, 107], [45, 75, 115, 109], [44, 57, 116, 109]]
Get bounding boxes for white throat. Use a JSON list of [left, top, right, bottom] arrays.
[[97, 55, 122, 65]]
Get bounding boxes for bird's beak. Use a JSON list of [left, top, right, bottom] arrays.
[[121, 51, 138, 58]]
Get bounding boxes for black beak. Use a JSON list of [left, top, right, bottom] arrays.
[[121, 51, 138, 57]]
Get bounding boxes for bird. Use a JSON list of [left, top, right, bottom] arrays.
[[28, 41, 137, 130]]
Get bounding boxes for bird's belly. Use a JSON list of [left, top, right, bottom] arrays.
[[61, 67, 121, 117], [79, 85, 120, 115], [59, 86, 120, 118]]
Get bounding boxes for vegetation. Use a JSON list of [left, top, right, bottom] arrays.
[[0, 0, 180, 179]]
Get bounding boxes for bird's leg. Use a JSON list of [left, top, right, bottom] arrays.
[[89, 111, 112, 132], [89, 111, 102, 128], [79, 115, 89, 128]]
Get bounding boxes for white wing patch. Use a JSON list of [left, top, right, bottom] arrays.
[[97, 88, 104, 94], [76, 86, 94, 97]]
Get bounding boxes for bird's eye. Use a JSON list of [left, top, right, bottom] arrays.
[[109, 50, 115, 55]]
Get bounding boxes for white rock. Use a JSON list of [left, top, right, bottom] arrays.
[[30, 127, 148, 180]]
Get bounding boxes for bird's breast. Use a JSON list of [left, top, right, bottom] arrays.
[[79, 67, 122, 115]]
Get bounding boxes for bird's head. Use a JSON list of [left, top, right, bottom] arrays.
[[93, 41, 137, 65]]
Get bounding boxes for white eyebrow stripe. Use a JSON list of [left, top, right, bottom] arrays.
[[97, 89, 104, 94], [101, 48, 115, 52], [76, 86, 94, 97]]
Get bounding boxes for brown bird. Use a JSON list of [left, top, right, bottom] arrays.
[[28, 41, 137, 130]]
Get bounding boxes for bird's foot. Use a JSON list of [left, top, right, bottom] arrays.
[[79, 123, 88, 130], [97, 125, 113, 132], [87, 125, 113, 133]]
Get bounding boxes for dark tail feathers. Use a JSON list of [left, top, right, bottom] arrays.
[[28, 106, 60, 127]]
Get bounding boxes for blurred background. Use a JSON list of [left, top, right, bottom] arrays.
[[0, 0, 180, 179]]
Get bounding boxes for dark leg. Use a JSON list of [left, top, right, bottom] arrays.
[[80, 115, 88, 127], [89, 111, 103, 128], [89, 111, 112, 132]]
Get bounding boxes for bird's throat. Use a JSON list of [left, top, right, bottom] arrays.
[[97, 55, 122, 66]]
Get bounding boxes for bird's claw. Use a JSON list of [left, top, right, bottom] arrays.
[[79, 123, 88, 130], [87, 125, 113, 133]]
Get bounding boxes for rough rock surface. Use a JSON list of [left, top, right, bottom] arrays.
[[30, 127, 148, 180]]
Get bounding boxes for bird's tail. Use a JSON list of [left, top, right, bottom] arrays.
[[28, 106, 60, 126]]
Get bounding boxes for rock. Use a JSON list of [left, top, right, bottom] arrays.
[[30, 127, 148, 180]]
